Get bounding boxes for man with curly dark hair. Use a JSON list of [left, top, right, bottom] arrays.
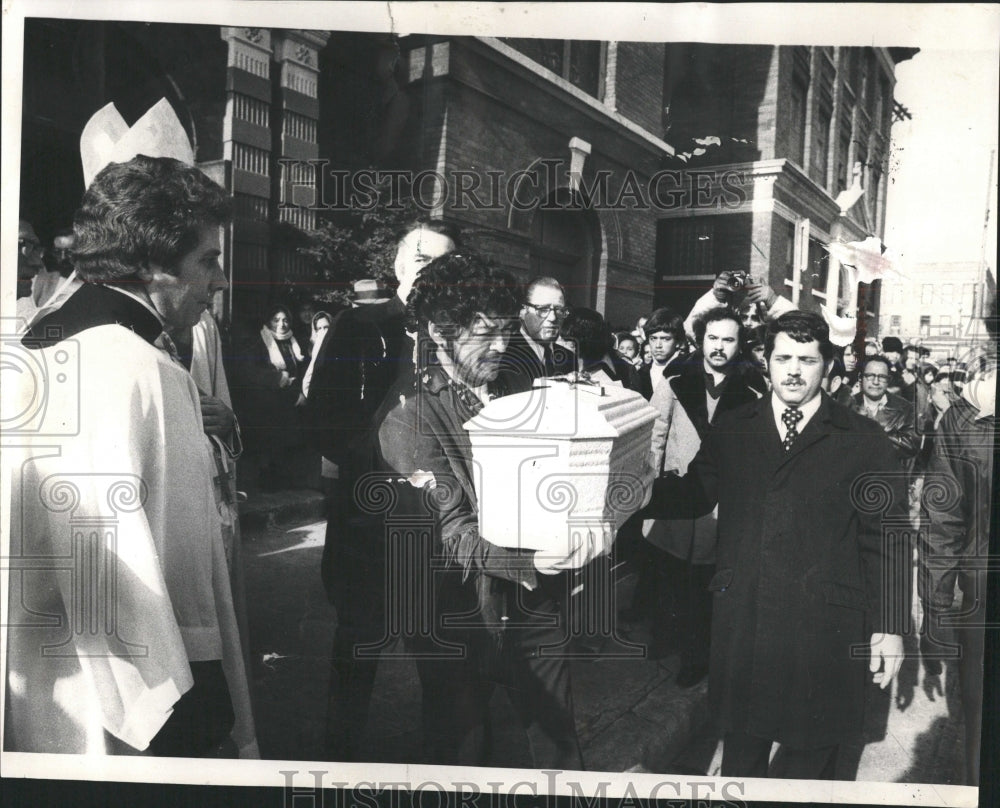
[[350, 251, 595, 767]]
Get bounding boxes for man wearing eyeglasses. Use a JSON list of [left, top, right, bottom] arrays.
[[15, 219, 53, 325], [851, 354, 921, 468], [499, 276, 575, 391]]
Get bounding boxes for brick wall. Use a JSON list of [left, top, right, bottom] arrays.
[[614, 42, 666, 136]]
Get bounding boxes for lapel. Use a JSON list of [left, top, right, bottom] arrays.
[[775, 393, 843, 470], [672, 370, 710, 433], [639, 366, 653, 400], [511, 331, 544, 378], [715, 372, 763, 418], [736, 396, 786, 472]]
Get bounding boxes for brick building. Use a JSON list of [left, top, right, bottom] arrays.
[[18, 20, 328, 328], [18, 22, 915, 334], [652, 44, 917, 335]]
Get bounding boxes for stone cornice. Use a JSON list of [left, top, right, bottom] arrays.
[[466, 37, 675, 158]]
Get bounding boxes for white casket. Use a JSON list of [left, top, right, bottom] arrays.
[[463, 378, 658, 559]]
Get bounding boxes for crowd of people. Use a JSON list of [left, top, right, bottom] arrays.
[[7, 99, 996, 785]]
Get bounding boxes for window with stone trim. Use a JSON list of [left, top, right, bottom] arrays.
[[655, 217, 715, 278], [500, 38, 606, 99]]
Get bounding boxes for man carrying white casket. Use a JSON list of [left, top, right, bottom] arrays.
[[371, 252, 602, 768], [6, 140, 255, 755]]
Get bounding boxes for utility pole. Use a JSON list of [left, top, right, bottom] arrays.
[[968, 149, 996, 340]]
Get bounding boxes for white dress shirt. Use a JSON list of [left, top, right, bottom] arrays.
[[771, 391, 823, 442]]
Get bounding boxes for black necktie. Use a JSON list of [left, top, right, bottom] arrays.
[[781, 406, 804, 452], [543, 344, 555, 377]]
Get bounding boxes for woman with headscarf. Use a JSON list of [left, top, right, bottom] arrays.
[[231, 304, 307, 491], [300, 310, 334, 401]]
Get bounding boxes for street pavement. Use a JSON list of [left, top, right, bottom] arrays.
[[238, 502, 968, 783]]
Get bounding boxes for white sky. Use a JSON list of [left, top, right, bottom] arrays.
[[884, 48, 999, 274]]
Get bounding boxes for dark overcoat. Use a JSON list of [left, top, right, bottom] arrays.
[[649, 392, 911, 748]]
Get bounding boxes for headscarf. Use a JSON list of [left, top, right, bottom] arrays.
[[260, 305, 304, 371]]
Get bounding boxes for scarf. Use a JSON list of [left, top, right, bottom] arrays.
[[260, 324, 304, 371]]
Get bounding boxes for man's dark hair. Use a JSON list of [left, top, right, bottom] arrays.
[[644, 306, 686, 342], [859, 354, 893, 376], [764, 310, 834, 361], [73, 155, 231, 283], [693, 306, 744, 348], [395, 218, 463, 250], [407, 252, 521, 339], [560, 308, 614, 362]]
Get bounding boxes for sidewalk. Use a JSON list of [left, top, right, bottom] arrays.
[[236, 489, 963, 782], [237, 489, 709, 771]]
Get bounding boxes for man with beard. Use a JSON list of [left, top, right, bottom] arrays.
[[641, 307, 766, 681], [368, 252, 600, 767], [645, 310, 908, 779], [15, 219, 59, 325]]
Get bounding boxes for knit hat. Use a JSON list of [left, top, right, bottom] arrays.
[[881, 336, 904, 354]]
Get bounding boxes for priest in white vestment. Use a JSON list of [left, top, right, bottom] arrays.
[[5, 144, 256, 757]]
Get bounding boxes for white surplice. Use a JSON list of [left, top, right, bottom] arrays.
[[6, 322, 254, 755]]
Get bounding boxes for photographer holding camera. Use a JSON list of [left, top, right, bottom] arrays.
[[683, 269, 796, 340]]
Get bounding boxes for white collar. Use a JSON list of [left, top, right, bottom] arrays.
[[104, 283, 165, 326]]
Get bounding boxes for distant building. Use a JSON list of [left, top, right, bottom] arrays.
[[880, 261, 995, 360]]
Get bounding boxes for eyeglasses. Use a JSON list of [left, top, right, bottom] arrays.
[[862, 373, 890, 382], [18, 239, 44, 258], [525, 303, 569, 319]]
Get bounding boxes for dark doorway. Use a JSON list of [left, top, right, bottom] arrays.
[[529, 192, 598, 309]]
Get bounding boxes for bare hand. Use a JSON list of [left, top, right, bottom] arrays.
[[743, 277, 776, 308], [870, 633, 904, 689], [533, 525, 612, 574], [712, 271, 740, 303], [279, 371, 295, 389], [200, 394, 235, 437]]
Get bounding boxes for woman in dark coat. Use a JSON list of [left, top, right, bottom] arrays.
[[231, 304, 306, 491]]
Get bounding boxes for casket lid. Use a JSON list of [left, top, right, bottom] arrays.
[[464, 379, 657, 439]]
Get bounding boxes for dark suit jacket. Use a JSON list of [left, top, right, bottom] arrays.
[[647, 393, 910, 748], [498, 330, 575, 393], [305, 307, 393, 465]]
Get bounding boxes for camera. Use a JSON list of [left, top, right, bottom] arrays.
[[727, 270, 750, 290]]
